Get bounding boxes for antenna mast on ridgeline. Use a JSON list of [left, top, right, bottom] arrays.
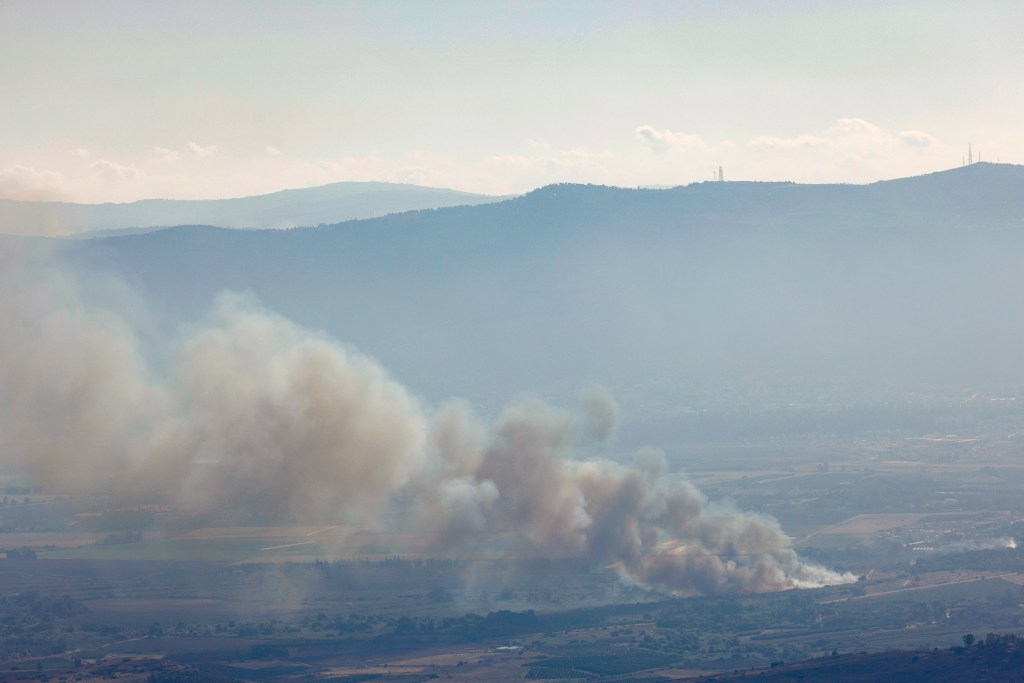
[[718, 166, 724, 182], [969, 143, 973, 165]]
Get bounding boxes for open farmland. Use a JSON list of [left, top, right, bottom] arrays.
[[1, 437, 1024, 682], [1, 411, 1024, 680]]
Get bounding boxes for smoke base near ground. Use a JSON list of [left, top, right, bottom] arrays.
[[0, 252, 853, 596]]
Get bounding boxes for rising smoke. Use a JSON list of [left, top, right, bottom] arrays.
[[0, 250, 852, 595], [415, 400, 852, 594]]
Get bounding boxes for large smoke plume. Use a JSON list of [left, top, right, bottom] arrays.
[[414, 400, 850, 594], [0, 250, 852, 595]]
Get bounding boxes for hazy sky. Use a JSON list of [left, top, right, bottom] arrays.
[[1, 1, 1020, 202]]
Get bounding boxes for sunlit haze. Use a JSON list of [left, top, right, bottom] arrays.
[[2, 0, 1021, 202]]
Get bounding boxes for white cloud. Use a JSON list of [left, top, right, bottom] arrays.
[[89, 159, 141, 182], [155, 142, 220, 161], [740, 118, 951, 184], [0, 165, 65, 200], [828, 117, 883, 137], [636, 125, 710, 154], [154, 146, 181, 161], [749, 118, 943, 156], [749, 119, 875, 152], [68, 148, 90, 158], [5, 118, 955, 204], [315, 153, 387, 177], [749, 134, 832, 150], [186, 141, 218, 158], [478, 146, 617, 190], [899, 130, 940, 148]]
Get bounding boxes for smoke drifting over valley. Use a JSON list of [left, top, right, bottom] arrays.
[[0, 250, 851, 596]]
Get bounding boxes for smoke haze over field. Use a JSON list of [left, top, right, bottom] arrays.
[[0, 252, 851, 595]]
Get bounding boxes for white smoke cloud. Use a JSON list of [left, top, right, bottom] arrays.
[[578, 386, 620, 443], [172, 293, 430, 522], [0, 250, 166, 493], [415, 399, 853, 595], [0, 259, 429, 524], [0, 251, 852, 595]]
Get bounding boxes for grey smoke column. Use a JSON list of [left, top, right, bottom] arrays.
[[170, 294, 431, 522], [0, 249, 168, 495], [0, 251, 850, 594], [0, 259, 430, 524], [422, 401, 853, 595]]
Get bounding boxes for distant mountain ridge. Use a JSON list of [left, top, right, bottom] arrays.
[[0, 181, 506, 236], [510, 162, 1024, 228], [32, 162, 1024, 426]]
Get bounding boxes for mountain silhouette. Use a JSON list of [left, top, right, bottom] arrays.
[[0, 181, 505, 236], [43, 163, 1024, 427]]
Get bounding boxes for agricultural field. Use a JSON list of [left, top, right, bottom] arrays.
[[0, 528, 1023, 680], [2, 415, 1024, 680]]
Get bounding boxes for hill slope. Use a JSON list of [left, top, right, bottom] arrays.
[[49, 163, 1024, 421], [706, 635, 1024, 682]]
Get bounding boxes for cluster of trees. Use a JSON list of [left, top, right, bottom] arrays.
[[0, 591, 85, 659], [956, 631, 1024, 657]]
